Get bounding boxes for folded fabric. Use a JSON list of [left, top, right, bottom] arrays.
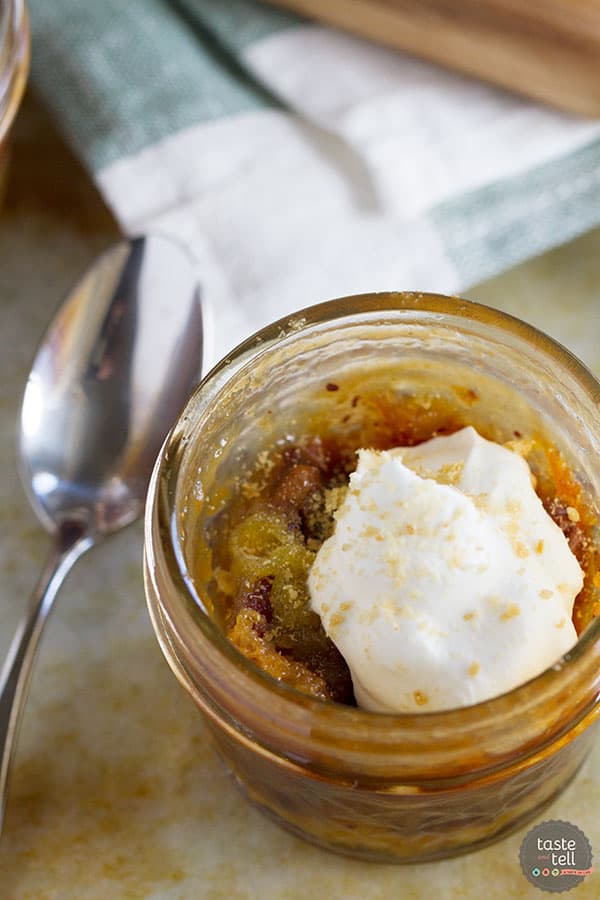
[[28, 0, 600, 365]]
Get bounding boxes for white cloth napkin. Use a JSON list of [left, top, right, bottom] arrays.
[[29, 0, 600, 367]]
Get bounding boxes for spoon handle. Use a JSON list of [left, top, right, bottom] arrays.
[[0, 523, 93, 835]]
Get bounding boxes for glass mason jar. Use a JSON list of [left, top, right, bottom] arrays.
[[144, 293, 600, 863], [0, 0, 28, 198]]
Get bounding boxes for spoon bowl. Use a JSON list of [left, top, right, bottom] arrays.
[[20, 236, 202, 535], [0, 234, 202, 834]]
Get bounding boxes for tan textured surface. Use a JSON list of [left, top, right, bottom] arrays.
[[0, 94, 598, 898]]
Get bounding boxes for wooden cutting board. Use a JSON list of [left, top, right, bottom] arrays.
[[266, 0, 600, 117]]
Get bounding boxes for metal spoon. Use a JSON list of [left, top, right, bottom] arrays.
[[0, 234, 203, 833]]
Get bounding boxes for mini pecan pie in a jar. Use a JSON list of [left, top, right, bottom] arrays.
[[144, 293, 600, 863]]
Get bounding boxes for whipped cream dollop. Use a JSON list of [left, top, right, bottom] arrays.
[[308, 427, 583, 712]]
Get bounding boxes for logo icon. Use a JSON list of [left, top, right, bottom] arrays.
[[520, 820, 593, 893]]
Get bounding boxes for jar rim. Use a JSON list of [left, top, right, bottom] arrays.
[[0, 0, 29, 145], [147, 291, 600, 755]]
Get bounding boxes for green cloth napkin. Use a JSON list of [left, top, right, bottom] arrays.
[[28, 0, 600, 362]]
